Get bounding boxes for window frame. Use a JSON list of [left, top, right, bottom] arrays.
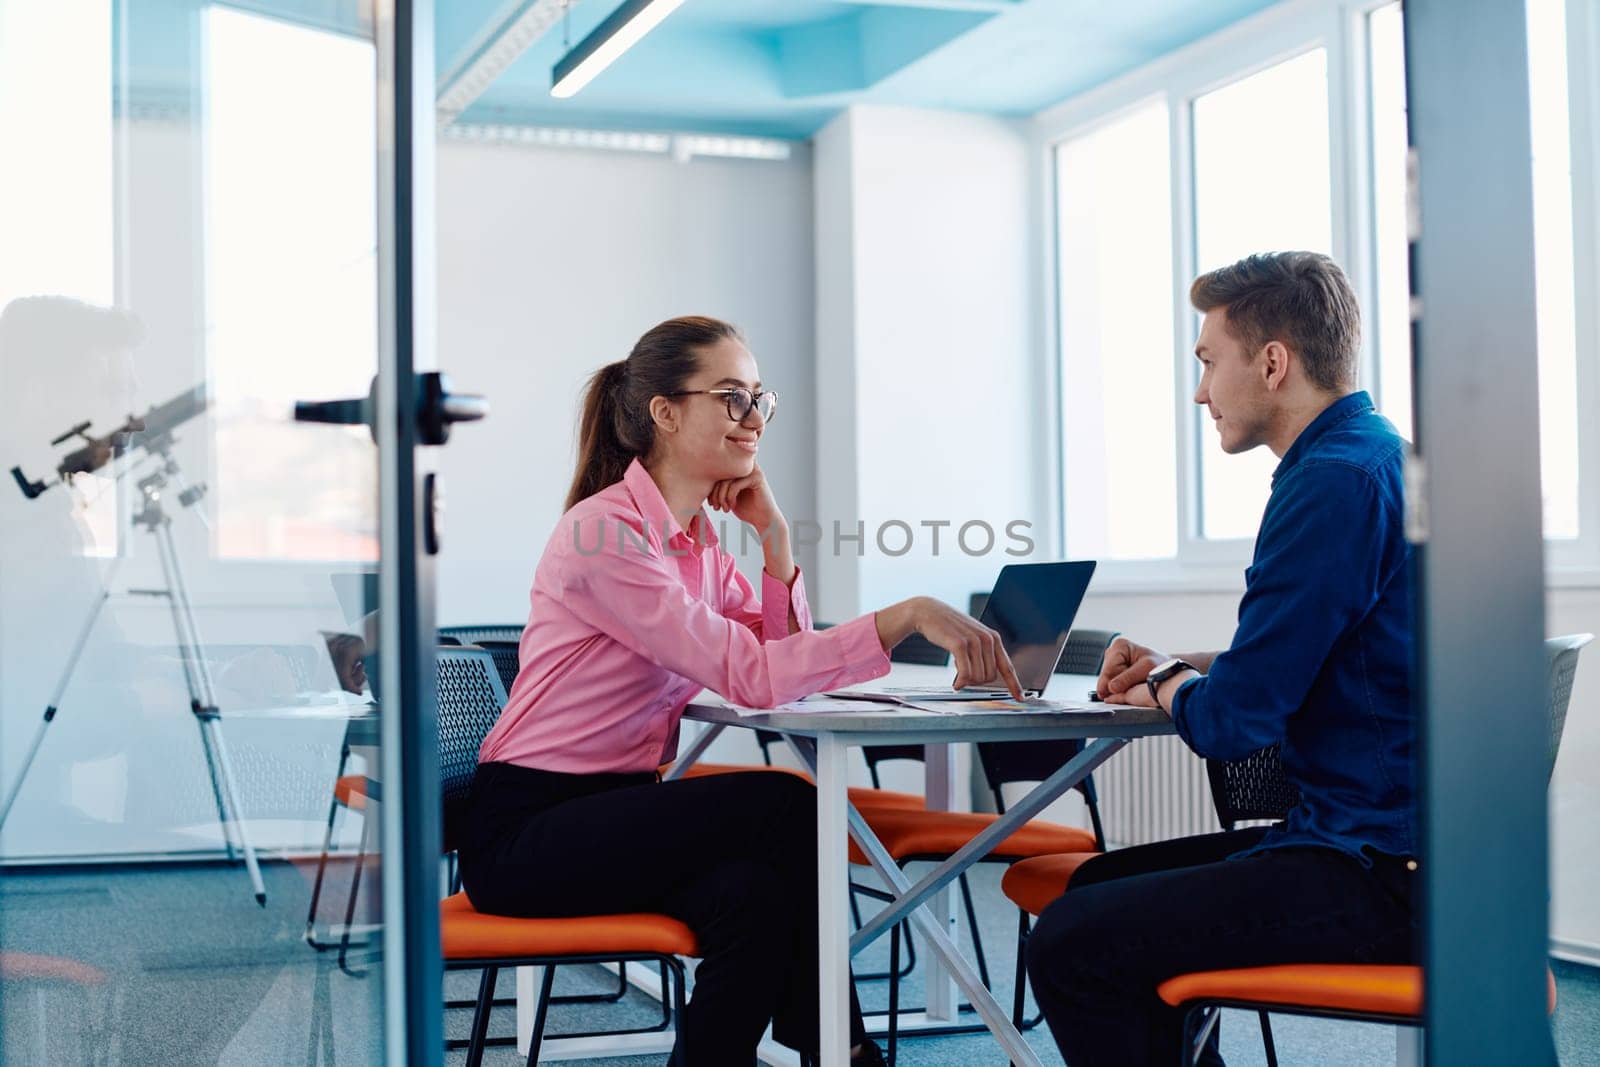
[[1036, 0, 1600, 589], [1551, 0, 1600, 579]]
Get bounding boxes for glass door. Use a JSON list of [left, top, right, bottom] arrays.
[[0, 1, 447, 1062]]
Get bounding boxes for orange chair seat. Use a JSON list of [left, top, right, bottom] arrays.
[[1157, 963, 1558, 1018], [1158, 964, 1423, 1016], [848, 788, 924, 812], [440, 893, 699, 961], [0, 952, 107, 986], [1000, 851, 1102, 916], [855, 809, 1097, 865], [334, 774, 369, 811]]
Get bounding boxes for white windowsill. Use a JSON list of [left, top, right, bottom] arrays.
[[1084, 561, 1600, 596]]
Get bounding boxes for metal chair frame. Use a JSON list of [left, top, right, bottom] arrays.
[[450, 951, 686, 1067], [1169, 634, 1591, 1066], [433, 646, 685, 1058]]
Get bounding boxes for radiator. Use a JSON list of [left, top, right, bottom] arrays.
[[1096, 734, 1220, 847]]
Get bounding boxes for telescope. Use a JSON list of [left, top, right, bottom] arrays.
[[10, 384, 208, 500]]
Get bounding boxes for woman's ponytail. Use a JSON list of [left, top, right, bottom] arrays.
[[566, 360, 637, 511]]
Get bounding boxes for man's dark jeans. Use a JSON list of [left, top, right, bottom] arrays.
[[1025, 826, 1418, 1066]]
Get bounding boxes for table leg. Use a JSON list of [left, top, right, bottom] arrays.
[[661, 722, 725, 780], [516, 965, 543, 1058], [923, 742, 959, 1022], [852, 739, 1126, 951], [816, 733, 853, 1067], [1397, 1025, 1424, 1066], [845, 803, 1044, 1067]]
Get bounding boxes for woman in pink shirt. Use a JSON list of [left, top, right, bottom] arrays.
[[459, 316, 1019, 1066]]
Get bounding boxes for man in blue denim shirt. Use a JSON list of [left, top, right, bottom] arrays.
[[1026, 252, 1416, 1066]]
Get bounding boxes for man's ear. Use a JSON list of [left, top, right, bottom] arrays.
[[1260, 340, 1291, 392], [648, 395, 678, 433]]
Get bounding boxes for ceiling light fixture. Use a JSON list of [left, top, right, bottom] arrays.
[[440, 123, 794, 164], [437, 0, 569, 128], [550, 0, 684, 99]]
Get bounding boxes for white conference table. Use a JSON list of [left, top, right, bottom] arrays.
[[673, 663, 1176, 1067]]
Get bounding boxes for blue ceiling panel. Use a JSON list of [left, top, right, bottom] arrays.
[[438, 0, 1286, 138], [112, 1, 1292, 137]]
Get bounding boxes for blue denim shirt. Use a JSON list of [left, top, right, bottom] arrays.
[[1170, 391, 1416, 863]]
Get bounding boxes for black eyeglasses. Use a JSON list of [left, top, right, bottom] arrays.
[[665, 387, 778, 424]]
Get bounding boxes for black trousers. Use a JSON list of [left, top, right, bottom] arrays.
[[457, 762, 870, 1065], [1024, 826, 1418, 1067]]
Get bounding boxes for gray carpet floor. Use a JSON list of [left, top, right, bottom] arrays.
[[1, 859, 1596, 1065]]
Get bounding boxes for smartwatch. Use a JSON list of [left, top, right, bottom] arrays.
[[1146, 658, 1197, 711]]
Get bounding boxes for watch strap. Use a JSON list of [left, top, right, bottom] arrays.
[[1146, 658, 1196, 710]]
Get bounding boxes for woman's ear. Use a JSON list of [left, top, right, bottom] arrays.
[[648, 395, 678, 433]]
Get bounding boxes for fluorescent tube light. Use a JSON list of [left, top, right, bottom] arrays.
[[673, 135, 793, 162], [443, 123, 674, 154], [550, 0, 684, 99], [437, 0, 568, 128]]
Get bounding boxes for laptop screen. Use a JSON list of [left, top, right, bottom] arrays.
[[978, 561, 1097, 690]]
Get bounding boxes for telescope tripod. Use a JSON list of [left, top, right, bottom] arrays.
[[0, 456, 266, 905]]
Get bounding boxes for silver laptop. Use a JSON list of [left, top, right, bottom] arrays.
[[838, 561, 1097, 702]]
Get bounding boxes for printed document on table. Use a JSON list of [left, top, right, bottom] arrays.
[[903, 697, 1125, 715], [720, 697, 940, 717]]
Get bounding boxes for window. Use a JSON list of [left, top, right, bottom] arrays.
[[1368, 3, 1411, 440], [1057, 100, 1177, 561], [1369, 0, 1582, 542], [1526, 0, 1582, 541], [1191, 49, 1332, 541], [1052, 42, 1336, 566], [204, 7, 378, 560], [1051, 0, 1599, 579], [0, 1, 118, 556]]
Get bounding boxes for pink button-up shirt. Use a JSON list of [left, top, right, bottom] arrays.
[[479, 459, 892, 774]]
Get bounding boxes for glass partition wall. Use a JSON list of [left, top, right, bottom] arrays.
[[0, 3, 405, 1061]]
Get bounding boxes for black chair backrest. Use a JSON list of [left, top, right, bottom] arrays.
[[974, 738, 1105, 848], [971, 629, 1112, 820], [1205, 745, 1303, 830], [1055, 628, 1119, 676], [437, 646, 509, 852], [861, 744, 928, 782], [439, 624, 524, 645], [977, 739, 1090, 797], [890, 632, 950, 666], [467, 639, 521, 697], [753, 729, 786, 763], [968, 594, 1115, 676], [1204, 634, 1594, 830], [1544, 633, 1591, 785]]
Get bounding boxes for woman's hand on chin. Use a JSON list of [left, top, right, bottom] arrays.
[[709, 464, 785, 537]]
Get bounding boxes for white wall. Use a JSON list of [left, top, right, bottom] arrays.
[[434, 139, 819, 628], [803, 105, 1038, 802], [812, 106, 1041, 625]]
